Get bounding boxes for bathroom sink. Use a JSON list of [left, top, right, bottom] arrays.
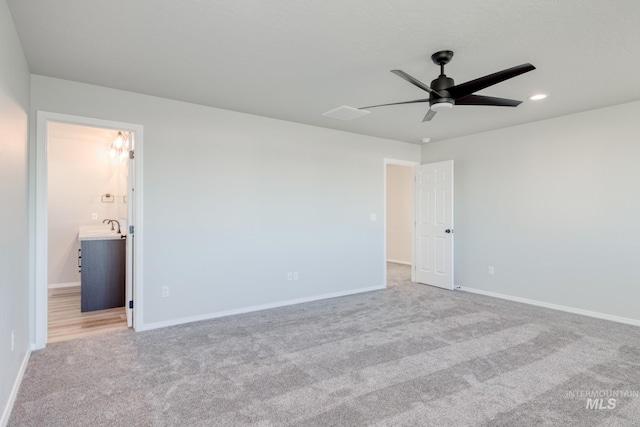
[[78, 225, 124, 241]]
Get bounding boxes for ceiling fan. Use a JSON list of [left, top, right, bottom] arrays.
[[361, 50, 535, 122]]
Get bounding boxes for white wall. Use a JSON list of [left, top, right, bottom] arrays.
[[0, 0, 30, 424], [386, 165, 413, 264], [421, 101, 640, 322], [47, 124, 127, 285], [30, 75, 420, 327]]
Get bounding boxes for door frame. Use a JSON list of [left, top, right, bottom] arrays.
[[383, 158, 419, 286], [33, 111, 144, 349]]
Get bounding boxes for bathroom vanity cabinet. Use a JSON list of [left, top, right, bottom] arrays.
[[79, 238, 126, 312]]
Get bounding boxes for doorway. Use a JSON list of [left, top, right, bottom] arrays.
[[384, 159, 418, 287], [34, 112, 144, 349], [47, 123, 129, 342]]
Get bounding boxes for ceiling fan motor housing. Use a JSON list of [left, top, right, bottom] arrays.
[[430, 75, 455, 107]]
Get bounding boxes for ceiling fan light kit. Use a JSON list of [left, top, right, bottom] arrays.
[[361, 50, 536, 122], [430, 102, 454, 111]]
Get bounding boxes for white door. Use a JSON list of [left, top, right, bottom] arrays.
[[415, 160, 454, 289], [125, 133, 134, 327]]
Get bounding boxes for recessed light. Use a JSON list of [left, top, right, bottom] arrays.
[[421, 137, 431, 144], [529, 94, 548, 101]]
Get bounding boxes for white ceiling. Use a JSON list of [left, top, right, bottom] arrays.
[[8, 0, 640, 143]]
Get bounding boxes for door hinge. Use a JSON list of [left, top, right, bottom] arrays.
[[129, 300, 134, 309], [129, 225, 134, 234], [129, 150, 134, 159]]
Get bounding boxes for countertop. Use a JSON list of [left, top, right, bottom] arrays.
[[78, 225, 126, 241]]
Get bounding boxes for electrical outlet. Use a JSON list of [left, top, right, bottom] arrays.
[[370, 213, 377, 221], [293, 272, 299, 280], [488, 266, 495, 275], [287, 272, 293, 281], [161, 286, 169, 297], [91, 213, 98, 220], [11, 330, 15, 352]]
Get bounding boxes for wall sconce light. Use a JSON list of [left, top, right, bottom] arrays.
[[109, 131, 129, 160]]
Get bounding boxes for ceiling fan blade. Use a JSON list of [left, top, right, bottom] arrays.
[[391, 70, 443, 96], [360, 98, 430, 109], [456, 95, 522, 107], [422, 109, 436, 122], [448, 63, 535, 99]]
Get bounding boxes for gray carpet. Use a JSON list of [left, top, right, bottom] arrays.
[[9, 263, 640, 426]]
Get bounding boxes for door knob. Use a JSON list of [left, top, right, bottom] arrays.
[[445, 229, 453, 234]]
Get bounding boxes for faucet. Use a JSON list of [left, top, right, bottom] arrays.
[[102, 219, 121, 234]]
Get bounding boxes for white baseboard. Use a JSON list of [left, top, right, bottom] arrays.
[[386, 259, 411, 265], [139, 285, 386, 332], [458, 286, 640, 327], [48, 281, 80, 289], [1, 349, 31, 427]]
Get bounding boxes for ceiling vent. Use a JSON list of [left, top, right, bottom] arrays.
[[321, 106, 370, 121]]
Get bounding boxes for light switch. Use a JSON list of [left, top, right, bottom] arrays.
[[91, 213, 98, 220], [370, 213, 377, 221]]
